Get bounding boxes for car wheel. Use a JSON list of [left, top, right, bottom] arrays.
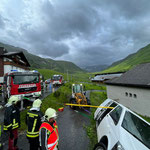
[[93, 142, 107, 150]]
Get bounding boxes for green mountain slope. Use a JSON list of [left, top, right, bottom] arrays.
[[100, 44, 150, 73], [0, 42, 85, 73], [38, 69, 91, 82]]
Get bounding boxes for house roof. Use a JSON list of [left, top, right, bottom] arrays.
[[105, 63, 150, 88], [2, 51, 30, 67], [95, 71, 125, 76], [91, 73, 123, 81]]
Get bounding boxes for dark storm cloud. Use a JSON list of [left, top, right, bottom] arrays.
[[18, 0, 101, 59], [24, 0, 150, 65], [1, 0, 150, 67], [94, 0, 150, 19], [32, 40, 69, 58], [19, 22, 69, 58], [0, 15, 5, 29], [71, 45, 116, 66], [38, 0, 101, 40]]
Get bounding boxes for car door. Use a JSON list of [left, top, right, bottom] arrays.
[[104, 105, 123, 149], [96, 103, 118, 143]]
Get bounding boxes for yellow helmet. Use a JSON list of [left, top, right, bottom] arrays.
[[32, 99, 42, 108], [8, 96, 19, 105], [44, 108, 57, 120]]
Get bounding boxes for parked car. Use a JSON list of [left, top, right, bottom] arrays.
[[94, 99, 150, 150], [45, 79, 51, 84]]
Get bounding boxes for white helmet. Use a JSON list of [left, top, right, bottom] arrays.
[[8, 96, 19, 105], [32, 99, 42, 108], [45, 108, 57, 121]]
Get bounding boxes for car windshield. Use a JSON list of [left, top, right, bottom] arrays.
[[13, 75, 39, 84], [122, 111, 150, 148]]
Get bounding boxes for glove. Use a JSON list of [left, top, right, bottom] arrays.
[[10, 130, 14, 139]]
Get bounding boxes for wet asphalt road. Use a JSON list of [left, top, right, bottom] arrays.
[[57, 107, 90, 150]]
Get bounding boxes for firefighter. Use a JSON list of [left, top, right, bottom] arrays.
[[3, 95, 20, 150], [26, 99, 43, 150], [39, 108, 59, 150]]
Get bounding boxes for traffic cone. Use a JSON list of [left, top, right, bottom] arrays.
[[58, 107, 64, 112]]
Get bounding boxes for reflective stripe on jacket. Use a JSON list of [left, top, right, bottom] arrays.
[[26, 109, 43, 138], [4, 105, 20, 131], [40, 121, 59, 150]]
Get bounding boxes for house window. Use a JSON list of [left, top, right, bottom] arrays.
[[129, 93, 132, 97], [134, 94, 137, 98], [125, 92, 128, 96]]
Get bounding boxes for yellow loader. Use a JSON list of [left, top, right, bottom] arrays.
[[70, 84, 90, 109]]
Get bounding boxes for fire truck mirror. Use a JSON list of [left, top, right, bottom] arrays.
[[11, 75, 14, 79]]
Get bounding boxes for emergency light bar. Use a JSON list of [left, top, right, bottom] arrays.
[[31, 70, 38, 73], [11, 70, 18, 72]]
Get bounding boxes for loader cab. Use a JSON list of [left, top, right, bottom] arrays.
[[72, 84, 83, 94]]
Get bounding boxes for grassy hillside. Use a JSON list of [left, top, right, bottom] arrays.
[[0, 42, 85, 73], [100, 44, 150, 73], [53, 60, 84, 74], [38, 69, 91, 82]]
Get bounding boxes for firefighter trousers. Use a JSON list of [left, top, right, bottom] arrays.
[[28, 137, 41, 150], [8, 128, 18, 150]]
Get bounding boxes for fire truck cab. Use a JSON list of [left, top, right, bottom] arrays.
[[52, 75, 63, 86], [3, 70, 42, 102]]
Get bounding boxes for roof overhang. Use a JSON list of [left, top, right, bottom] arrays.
[[2, 51, 30, 67], [105, 82, 150, 89]]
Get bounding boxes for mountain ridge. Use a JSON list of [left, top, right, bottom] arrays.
[[82, 64, 108, 72], [100, 43, 150, 73]]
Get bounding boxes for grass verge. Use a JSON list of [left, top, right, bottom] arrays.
[[85, 91, 107, 150], [84, 83, 106, 91], [139, 115, 150, 123]]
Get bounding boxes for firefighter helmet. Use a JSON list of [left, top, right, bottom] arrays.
[[32, 99, 42, 108], [8, 95, 19, 104], [45, 108, 57, 120]]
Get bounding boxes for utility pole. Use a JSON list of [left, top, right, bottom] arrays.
[[67, 70, 69, 82], [51, 62, 52, 70]]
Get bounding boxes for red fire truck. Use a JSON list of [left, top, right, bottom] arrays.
[[52, 75, 63, 86], [3, 70, 42, 102]]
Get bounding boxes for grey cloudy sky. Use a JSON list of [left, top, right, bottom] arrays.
[[0, 0, 150, 67]]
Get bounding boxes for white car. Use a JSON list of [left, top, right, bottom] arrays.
[[94, 99, 150, 150]]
